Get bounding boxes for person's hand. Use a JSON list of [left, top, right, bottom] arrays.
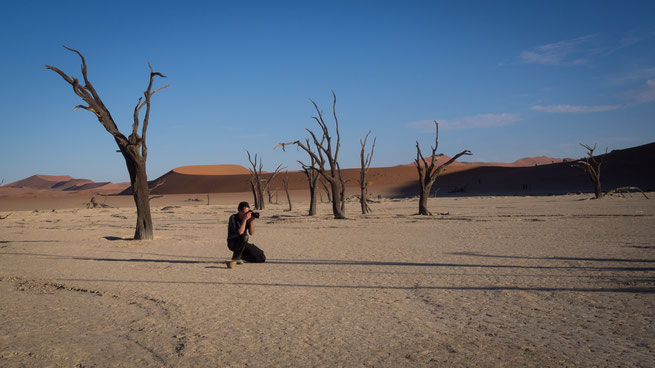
[[244, 211, 253, 221]]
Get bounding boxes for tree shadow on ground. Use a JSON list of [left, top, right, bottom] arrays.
[[53, 277, 655, 294], [103, 236, 132, 241], [2, 252, 655, 272], [448, 252, 655, 263]]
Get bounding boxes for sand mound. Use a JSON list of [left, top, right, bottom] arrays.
[[4, 175, 76, 190]]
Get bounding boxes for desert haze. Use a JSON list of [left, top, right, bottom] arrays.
[[1, 143, 654, 367]]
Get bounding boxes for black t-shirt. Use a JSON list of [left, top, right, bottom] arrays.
[[227, 213, 244, 240]]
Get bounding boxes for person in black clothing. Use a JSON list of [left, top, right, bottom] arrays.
[[227, 201, 266, 263]]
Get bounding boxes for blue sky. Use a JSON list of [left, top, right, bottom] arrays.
[[1, 0, 654, 184]]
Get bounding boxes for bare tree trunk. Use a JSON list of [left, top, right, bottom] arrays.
[[359, 131, 376, 214], [417, 179, 439, 216], [249, 177, 259, 210], [328, 178, 346, 219], [415, 121, 471, 216], [46, 47, 168, 240], [320, 178, 331, 203], [301, 165, 319, 216], [283, 175, 292, 211], [309, 184, 317, 214]]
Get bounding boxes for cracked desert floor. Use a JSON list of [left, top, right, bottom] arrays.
[[1, 194, 654, 367]]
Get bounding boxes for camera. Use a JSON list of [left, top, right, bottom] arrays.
[[248, 210, 260, 218]]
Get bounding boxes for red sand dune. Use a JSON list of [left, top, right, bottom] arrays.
[[0, 175, 130, 197], [4, 143, 654, 199], [4, 175, 76, 190]]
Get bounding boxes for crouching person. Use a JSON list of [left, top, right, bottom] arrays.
[[227, 201, 266, 264]]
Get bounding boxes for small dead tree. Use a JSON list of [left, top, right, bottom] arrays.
[[572, 143, 605, 199], [359, 130, 376, 214], [415, 121, 471, 215], [246, 150, 284, 210], [283, 173, 292, 211], [277, 91, 346, 219], [45, 46, 169, 240], [573, 143, 649, 199]]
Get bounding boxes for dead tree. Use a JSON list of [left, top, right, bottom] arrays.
[[415, 121, 471, 215], [246, 150, 284, 210], [86, 196, 112, 209], [573, 143, 649, 199], [45, 46, 168, 240], [283, 173, 292, 211], [572, 143, 605, 199], [359, 130, 376, 214], [277, 91, 346, 219]]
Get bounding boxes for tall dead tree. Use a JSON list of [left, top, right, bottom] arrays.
[[277, 91, 346, 219], [45, 46, 169, 240], [415, 121, 471, 215], [573, 143, 648, 199], [359, 130, 376, 214], [246, 150, 284, 210]]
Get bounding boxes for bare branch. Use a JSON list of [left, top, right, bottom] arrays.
[[149, 179, 166, 194], [140, 64, 168, 159]]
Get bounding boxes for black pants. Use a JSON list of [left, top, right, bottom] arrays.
[[227, 234, 266, 263]]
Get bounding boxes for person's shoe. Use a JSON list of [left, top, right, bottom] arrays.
[[225, 260, 238, 269], [235, 259, 243, 265]]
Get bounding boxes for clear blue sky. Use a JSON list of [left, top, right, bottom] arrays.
[[1, 0, 654, 184]]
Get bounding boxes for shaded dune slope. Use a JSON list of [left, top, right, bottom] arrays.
[[132, 142, 654, 197]]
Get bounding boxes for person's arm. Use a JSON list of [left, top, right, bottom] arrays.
[[247, 217, 255, 235], [240, 212, 252, 235]]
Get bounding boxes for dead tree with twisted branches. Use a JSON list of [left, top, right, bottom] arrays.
[[573, 143, 648, 199], [246, 150, 284, 210], [277, 91, 346, 219], [359, 130, 376, 214], [415, 121, 472, 215], [45, 46, 169, 239]]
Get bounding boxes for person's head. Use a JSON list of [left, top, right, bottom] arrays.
[[237, 201, 250, 213]]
